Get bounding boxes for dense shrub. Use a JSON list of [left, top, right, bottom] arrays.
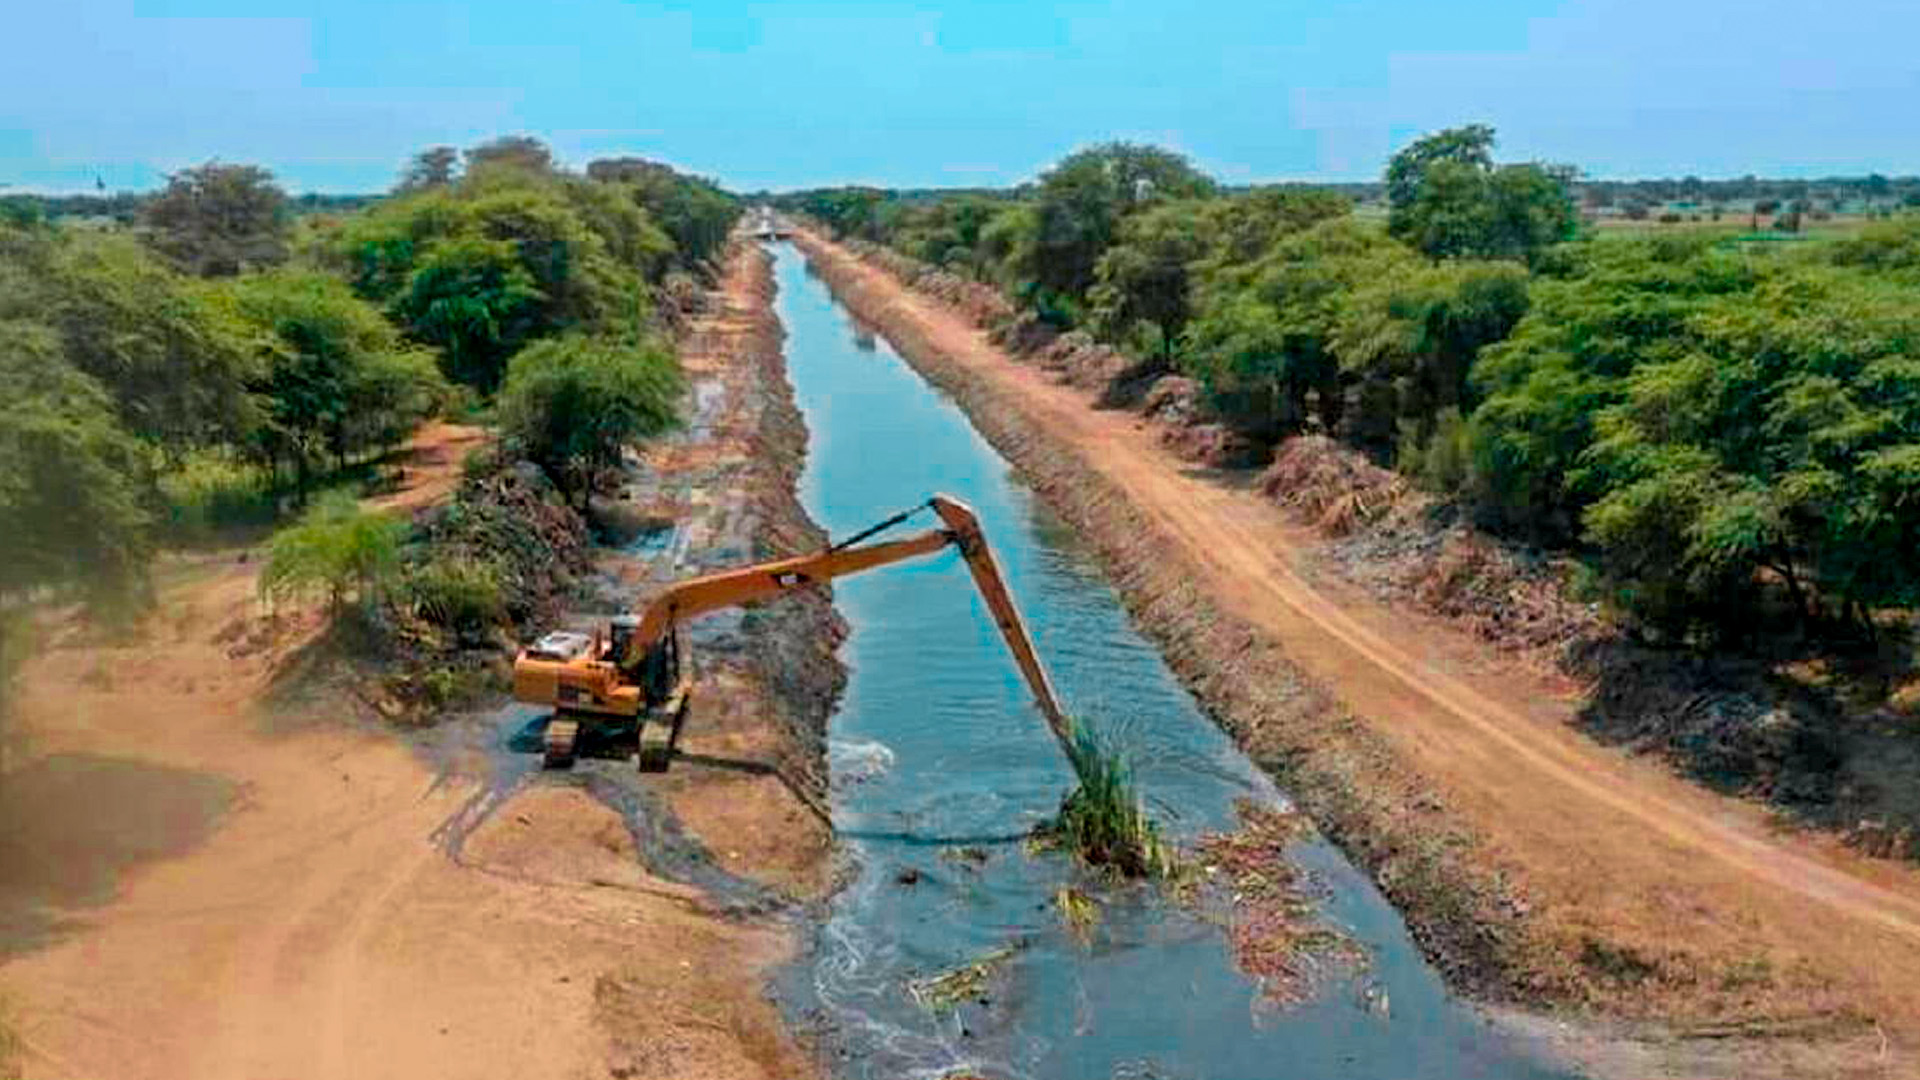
[[495, 336, 681, 504], [259, 492, 408, 613], [399, 555, 505, 639]]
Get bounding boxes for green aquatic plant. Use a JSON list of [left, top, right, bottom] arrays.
[[1042, 722, 1177, 879]]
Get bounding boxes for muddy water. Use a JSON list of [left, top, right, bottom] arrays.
[[769, 245, 1571, 1080]]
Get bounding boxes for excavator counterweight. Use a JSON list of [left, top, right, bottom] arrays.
[[512, 494, 1071, 771]]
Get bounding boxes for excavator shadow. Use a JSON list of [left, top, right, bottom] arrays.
[[670, 751, 776, 775], [504, 714, 642, 762], [505, 717, 834, 825]]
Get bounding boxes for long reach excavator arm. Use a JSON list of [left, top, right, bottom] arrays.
[[512, 494, 1072, 770]]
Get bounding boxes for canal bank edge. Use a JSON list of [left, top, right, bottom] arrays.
[[652, 235, 847, 889], [783, 228, 1914, 1080], [783, 228, 1583, 1024], [602, 236, 851, 1071], [710, 238, 848, 825]]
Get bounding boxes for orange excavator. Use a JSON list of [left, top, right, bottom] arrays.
[[512, 494, 1072, 771]]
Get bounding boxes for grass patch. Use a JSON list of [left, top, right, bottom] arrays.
[[397, 554, 505, 643], [157, 447, 416, 544], [1038, 722, 1176, 879], [158, 449, 280, 538], [259, 491, 408, 614]]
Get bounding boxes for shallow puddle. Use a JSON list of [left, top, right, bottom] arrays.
[[0, 753, 234, 954]]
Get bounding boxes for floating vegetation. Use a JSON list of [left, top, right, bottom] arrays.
[[907, 944, 1021, 1012], [1194, 800, 1367, 1005], [1038, 722, 1177, 879], [939, 845, 991, 869], [1054, 886, 1101, 943]]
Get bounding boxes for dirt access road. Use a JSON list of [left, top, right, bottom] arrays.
[[0, 391, 819, 1073], [793, 229, 1920, 1065]]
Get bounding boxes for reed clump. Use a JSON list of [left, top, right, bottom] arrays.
[[1040, 723, 1176, 879]]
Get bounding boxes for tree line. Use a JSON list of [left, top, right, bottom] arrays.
[[2, 136, 740, 633], [776, 126, 1920, 644]]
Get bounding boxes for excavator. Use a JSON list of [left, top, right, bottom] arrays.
[[512, 494, 1073, 771]]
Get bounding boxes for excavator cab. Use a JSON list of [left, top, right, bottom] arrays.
[[513, 620, 690, 772], [510, 494, 1070, 774]]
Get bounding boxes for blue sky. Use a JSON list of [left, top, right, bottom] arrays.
[[4, 0, 1916, 194]]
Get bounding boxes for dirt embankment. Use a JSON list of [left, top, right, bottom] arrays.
[[600, 238, 845, 896], [791, 226, 1920, 1078], [0, 240, 839, 1080]]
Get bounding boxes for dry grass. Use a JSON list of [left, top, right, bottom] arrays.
[[907, 945, 1021, 1012], [1259, 436, 1411, 537], [1413, 533, 1598, 655], [1195, 801, 1364, 1005]]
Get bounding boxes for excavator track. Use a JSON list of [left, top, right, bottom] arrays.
[[543, 717, 580, 769]]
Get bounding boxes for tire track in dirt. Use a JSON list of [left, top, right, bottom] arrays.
[[0, 241, 840, 1080], [791, 226, 1920, 1052]]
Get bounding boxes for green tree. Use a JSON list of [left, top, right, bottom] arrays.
[[40, 232, 263, 451], [0, 323, 154, 620], [1332, 259, 1531, 456], [879, 195, 1004, 274], [396, 146, 460, 193], [588, 159, 742, 271], [558, 177, 674, 281], [392, 235, 543, 394], [464, 186, 640, 335], [142, 161, 291, 276], [496, 336, 681, 504], [1468, 241, 1920, 639], [1030, 143, 1216, 302], [1195, 187, 1351, 268], [1467, 236, 1753, 540], [1385, 126, 1575, 263], [793, 187, 888, 241], [226, 270, 448, 495], [328, 188, 470, 302], [975, 203, 1041, 288], [1184, 219, 1404, 436], [1828, 214, 1920, 276], [330, 161, 677, 392], [464, 135, 556, 176], [1385, 124, 1495, 210], [1088, 199, 1212, 363]]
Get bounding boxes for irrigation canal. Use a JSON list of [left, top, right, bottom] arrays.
[[766, 243, 1574, 1080]]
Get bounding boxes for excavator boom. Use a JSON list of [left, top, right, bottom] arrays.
[[513, 494, 1075, 769], [929, 496, 1073, 753]]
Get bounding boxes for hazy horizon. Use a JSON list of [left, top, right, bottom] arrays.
[[6, 0, 1917, 195]]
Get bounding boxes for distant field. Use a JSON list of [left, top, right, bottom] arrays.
[[1351, 199, 1884, 243]]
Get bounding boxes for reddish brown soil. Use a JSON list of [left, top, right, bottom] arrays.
[[0, 249, 827, 1080], [794, 226, 1920, 1075], [366, 420, 490, 515]]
